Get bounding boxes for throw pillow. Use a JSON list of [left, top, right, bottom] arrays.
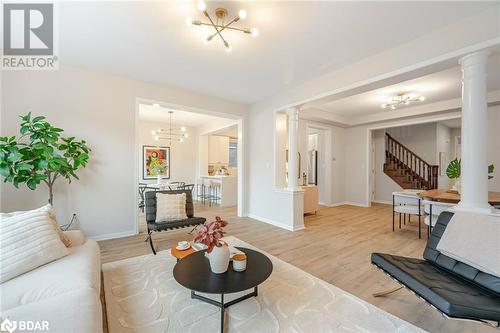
[[0, 209, 70, 283], [0, 204, 71, 247], [156, 193, 187, 222]]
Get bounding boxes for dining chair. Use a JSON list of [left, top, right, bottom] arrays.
[[422, 200, 456, 238], [392, 191, 424, 238]]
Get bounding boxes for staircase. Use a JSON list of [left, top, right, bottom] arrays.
[[384, 133, 439, 190]]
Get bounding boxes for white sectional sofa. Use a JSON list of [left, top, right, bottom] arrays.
[[0, 231, 102, 333]]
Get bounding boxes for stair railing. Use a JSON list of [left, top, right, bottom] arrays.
[[385, 133, 439, 189]]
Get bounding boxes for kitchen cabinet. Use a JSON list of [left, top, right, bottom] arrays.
[[209, 135, 229, 164]]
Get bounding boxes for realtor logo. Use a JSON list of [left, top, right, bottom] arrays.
[[2, 3, 58, 70], [0, 319, 17, 333]]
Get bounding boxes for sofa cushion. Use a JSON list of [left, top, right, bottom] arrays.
[[1, 288, 102, 333], [371, 253, 500, 322], [423, 211, 500, 295], [1, 204, 71, 247], [0, 209, 70, 283], [0, 240, 100, 310]]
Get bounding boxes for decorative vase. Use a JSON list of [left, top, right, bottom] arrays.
[[207, 244, 230, 274], [452, 178, 461, 194], [156, 174, 162, 185]]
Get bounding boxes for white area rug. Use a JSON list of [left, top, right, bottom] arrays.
[[102, 236, 426, 333]]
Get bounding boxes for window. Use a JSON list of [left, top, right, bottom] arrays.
[[229, 138, 237, 168]]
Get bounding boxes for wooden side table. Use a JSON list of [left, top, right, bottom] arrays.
[[171, 245, 195, 261]]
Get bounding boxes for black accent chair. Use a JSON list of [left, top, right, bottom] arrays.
[[145, 190, 206, 255], [372, 211, 500, 326]]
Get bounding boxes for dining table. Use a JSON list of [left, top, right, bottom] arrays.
[[418, 189, 500, 205]]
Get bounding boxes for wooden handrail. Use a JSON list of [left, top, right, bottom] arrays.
[[385, 133, 439, 189], [385, 133, 431, 165]]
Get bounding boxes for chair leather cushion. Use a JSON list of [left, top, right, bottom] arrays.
[[145, 190, 194, 222], [423, 211, 500, 295], [147, 217, 206, 231], [371, 253, 500, 321]]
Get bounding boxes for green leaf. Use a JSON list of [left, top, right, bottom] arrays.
[[26, 179, 38, 190], [446, 158, 461, 179], [32, 116, 46, 122]]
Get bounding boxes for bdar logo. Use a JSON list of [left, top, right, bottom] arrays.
[[0, 318, 17, 333]]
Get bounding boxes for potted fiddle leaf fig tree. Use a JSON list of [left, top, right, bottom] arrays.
[[446, 158, 494, 193], [0, 113, 90, 205]]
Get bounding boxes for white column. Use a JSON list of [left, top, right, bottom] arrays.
[[287, 107, 300, 190], [457, 51, 492, 213]]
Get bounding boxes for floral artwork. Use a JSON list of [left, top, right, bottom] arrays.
[[194, 216, 228, 253], [143, 145, 170, 179]]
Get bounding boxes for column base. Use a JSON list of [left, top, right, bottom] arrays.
[[455, 203, 494, 215]]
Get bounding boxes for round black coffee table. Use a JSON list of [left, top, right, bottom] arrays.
[[173, 247, 273, 333]]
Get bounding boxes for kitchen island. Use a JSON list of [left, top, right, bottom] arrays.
[[200, 175, 237, 207]]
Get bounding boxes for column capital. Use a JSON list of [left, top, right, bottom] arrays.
[[285, 106, 300, 115], [459, 50, 490, 68]]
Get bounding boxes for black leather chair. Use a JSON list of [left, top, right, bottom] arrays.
[[145, 190, 206, 255], [372, 211, 500, 326]]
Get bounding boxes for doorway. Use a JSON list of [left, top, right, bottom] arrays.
[[306, 124, 332, 205], [134, 100, 245, 235]]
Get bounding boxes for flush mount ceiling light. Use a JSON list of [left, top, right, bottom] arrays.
[[381, 93, 425, 110], [186, 0, 258, 52], [151, 110, 188, 146]]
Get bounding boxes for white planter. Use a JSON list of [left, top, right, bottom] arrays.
[[452, 178, 461, 194], [207, 245, 230, 274]]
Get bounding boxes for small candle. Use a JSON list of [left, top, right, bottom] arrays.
[[232, 253, 247, 272]]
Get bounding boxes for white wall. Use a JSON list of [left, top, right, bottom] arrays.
[[387, 123, 437, 164], [436, 123, 451, 189], [373, 129, 400, 204], [138, 121, 197, 185], [487, 105, 500, 192], [1, 65, 246, 239]]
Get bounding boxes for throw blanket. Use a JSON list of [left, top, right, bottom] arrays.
[[437, 211, 500, 277]]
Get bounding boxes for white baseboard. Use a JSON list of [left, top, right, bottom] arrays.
[[88, 230, 137, 241], [247, 213, 303, 232], [371, 200, 392, 205], [342, 201, 370, 208]]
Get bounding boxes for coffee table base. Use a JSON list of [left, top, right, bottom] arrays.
[[191, 286, 258, 333]]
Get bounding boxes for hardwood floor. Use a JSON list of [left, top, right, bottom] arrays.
[[98, 203, 496, 333]]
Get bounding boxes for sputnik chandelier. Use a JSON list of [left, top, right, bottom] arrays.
[[381, 93, 425, 110], [186, 0, 258, 52], [152, 110, 188, 147]]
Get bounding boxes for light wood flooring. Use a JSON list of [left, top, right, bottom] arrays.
[[98, 203, 497, 333]]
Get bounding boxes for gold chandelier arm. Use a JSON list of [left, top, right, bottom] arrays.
[[205, 17, 239, 39], [203, 10, 229, 47], [199, 22, 249, 34]]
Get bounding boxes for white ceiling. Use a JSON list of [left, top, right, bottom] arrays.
[[59, 1, 498, 104], [139, 104, 231, 127], [312, 54, 500, 118]]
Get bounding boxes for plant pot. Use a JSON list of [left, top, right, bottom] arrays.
[[452, 178, 461, 194], [207, 245, 230, 274]]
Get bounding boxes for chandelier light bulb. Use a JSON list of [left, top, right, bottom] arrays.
[[154, 136, 159, 141], [151, 130, 156, 135], [405, 100, 410, 105], [238, 9, 247, 20], [225, 45, 232, 52], [250, 28, 258, 37], [381, 104, 387, 109], [185, 17, 192, 26], [181, 127, 186, 132], [419, 96, 426, 101], [197, 0, 206, 12], [180, 138, 184, 143], [184, 133, 189, 138], [390, 105, 396, 110]]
